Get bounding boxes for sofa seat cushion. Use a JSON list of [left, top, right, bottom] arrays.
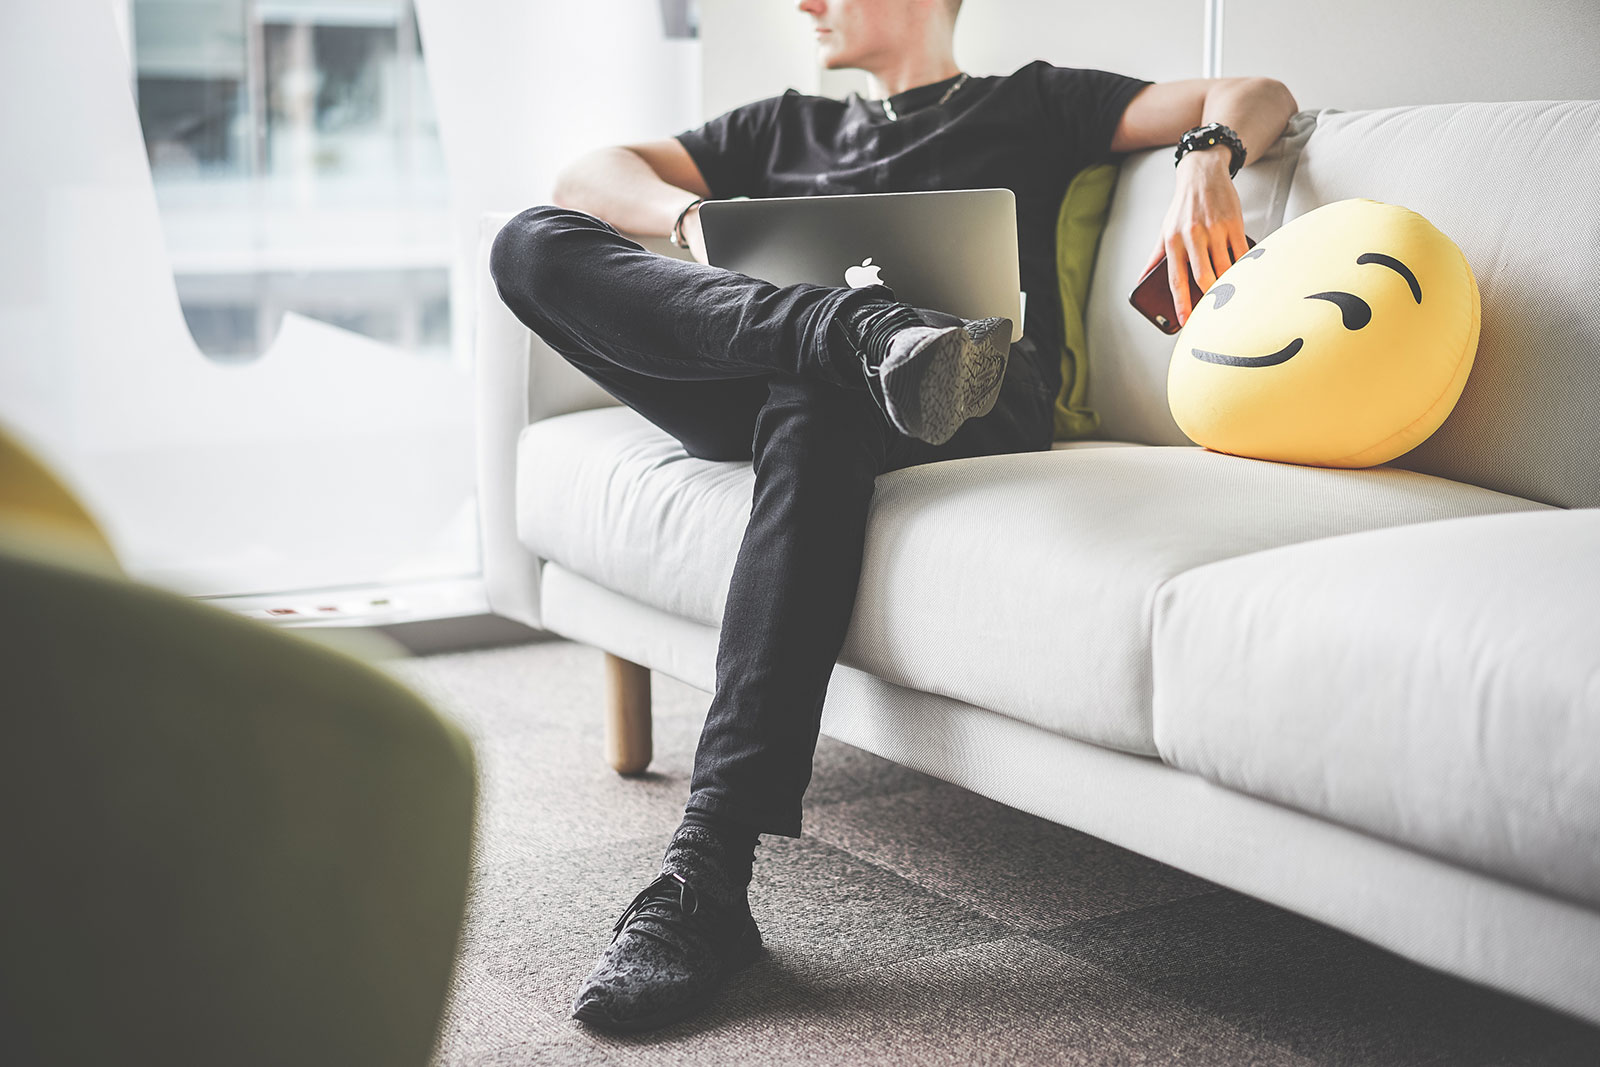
[[519, 405, 1540, 755], [1152, 508, 1597, 908], [516, 406, 755, 630]]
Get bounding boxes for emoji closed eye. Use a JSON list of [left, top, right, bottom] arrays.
[[1208, 282, 1236, 309], [1305, 290, 1372, 330]]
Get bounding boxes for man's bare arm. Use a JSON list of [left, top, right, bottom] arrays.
[[1110, 77, 1296, 169], [1108, 77, 1298, 325], [552, 139, 711, 248]]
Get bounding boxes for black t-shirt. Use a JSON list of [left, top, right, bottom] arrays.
[[676, 60, 1152, 401]]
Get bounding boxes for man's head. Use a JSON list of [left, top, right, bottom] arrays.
[[796, 0, 962, 73]]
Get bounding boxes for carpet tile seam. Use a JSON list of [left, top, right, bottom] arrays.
[[800, 772, 945, 810], [775, 928, 1032, 988], [804, 826, 1057, 935], [805, 814, 1229, 936], [1015, 935, 1326, 1067], [1026, 898, 1600, 1065], [468, 830, 687, 881], [1028, 887, 1239, 942], [760, 933, 1321, 1067]]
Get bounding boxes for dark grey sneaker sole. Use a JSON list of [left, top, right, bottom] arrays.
[[569, 921, 763, 1034], [879, 316, 1012, 445]]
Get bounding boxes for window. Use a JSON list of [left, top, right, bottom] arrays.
[[9, 0, 485, 605], [133, 0, 451, 360]]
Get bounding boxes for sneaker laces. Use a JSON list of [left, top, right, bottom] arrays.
[[611, 872, 700, 944]]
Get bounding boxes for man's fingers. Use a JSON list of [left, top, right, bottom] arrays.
[[1165, 234, 1192, 325], [1158, 202, 1249, 325], [1208, 222, 1236, 283], [1185, 231, 1216, 305]]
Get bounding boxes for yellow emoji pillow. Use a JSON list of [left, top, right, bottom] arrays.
[[1167, 198, 1479, 468]]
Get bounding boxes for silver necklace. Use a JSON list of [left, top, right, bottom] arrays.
[[881, 72, 968, 121]]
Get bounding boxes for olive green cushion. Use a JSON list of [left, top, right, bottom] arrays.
[[1053, 162, 1119, 440], [0, 545, 476, 1066]]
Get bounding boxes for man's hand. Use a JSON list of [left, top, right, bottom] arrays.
[[1138, 146, 1250, 328]]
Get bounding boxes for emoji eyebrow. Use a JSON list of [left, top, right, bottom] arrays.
[[1305, 290, 1372, 330], [1239, 246, 1265, 261], [1357, 252, 1422, 303]]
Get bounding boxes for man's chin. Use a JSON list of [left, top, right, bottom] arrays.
[[815, 46, 853, 70]]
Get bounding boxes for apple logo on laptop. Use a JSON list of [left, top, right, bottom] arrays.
[[844, 257, 884, 289]]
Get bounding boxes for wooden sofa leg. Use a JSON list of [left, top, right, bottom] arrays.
[[602, 653, 653, 775]]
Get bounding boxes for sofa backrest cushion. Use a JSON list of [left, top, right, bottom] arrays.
[[1282, 99, 1600, 508], [1085, 110, 1317, 446]]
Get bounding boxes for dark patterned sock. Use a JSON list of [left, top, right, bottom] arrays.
[[672, 813, 759, 892]]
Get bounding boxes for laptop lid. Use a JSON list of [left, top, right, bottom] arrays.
[[698, 188, 1024, 344]]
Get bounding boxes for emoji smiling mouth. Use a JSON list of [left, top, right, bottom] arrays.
[[1190, 337, 1305, 368]]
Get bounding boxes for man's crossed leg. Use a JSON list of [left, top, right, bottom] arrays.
[[490, 205, 1053, 1031]]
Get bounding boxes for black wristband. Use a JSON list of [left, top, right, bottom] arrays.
[[671, 197, 705, 248], [1175, 123, 1247, 178]]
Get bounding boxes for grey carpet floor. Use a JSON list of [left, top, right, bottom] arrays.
[[392, 640, 1600, 1066]]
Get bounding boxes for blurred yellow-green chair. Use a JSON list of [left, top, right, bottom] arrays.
[[0, 426, 477, 1067]]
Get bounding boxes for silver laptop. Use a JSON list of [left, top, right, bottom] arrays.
[[698, 188, 1024, 344]]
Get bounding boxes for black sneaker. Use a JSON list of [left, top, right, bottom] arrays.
[[570, 838, 763, 1032], [836, 300, 1013, 446]]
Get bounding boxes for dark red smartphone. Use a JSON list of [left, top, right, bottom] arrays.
[[1128, 234, 1256, 334]]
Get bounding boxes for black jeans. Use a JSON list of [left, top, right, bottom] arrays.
[[490, 205, 1054, 837]]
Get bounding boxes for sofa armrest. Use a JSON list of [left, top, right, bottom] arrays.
[[473, 210, 693, 628], [474, 211, 547, 628]]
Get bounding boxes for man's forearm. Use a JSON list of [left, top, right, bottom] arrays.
[[552, 146, 701, 238], [1194, 77, 1299, 169]]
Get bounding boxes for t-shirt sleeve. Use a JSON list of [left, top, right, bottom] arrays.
[[673, 94, 788, 200], [1034, 63, 1154, 165]]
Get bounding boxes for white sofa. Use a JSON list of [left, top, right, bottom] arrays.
[[473, 99, 1600, 1026]]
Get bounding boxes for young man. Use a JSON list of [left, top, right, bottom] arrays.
[[489, 0, 1297, 1034]]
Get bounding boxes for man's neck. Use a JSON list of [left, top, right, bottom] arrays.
[[868, 56, 962, 99]]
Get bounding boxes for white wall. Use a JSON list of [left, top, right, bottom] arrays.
[[699, 0, 1206, 120], [1224, 0, 1600, 110], [697, 0, 1600, 122], [952, 0, 1204, 85], [699, 0, 829, 118]]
